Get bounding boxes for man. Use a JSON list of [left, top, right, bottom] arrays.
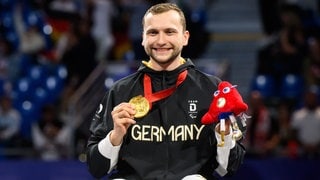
[[291, 88, 320, 158], [87, 3, 246, 179]]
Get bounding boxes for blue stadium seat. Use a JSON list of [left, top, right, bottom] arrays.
[[280, 74, 304, 99], [16, 100, 40, 139], [104, 76, 115, 90], [0, 11, 14, 31], [54, 64, 68, 81], [31, 87, 49, 107], [4, 31, 19, 50], [43, 76, 64, 103], [13, 77, 33, 100], [106, 63, 132, 81], [19, 55, 36, 76], [27, 65, 48, 87], [251, 74, 276, 98]]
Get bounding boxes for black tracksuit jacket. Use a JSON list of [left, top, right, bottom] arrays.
[[87, 59, 245, 179]]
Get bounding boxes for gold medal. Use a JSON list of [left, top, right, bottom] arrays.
[[129, 95, 150, 118]]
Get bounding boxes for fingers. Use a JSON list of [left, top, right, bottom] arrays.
[[112, 103, 136, 118], [114, 117, 136, 129], [111, 103, 137, 136]]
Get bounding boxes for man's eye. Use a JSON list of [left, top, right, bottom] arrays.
[[167, 31, 175, 35], [148, 31, 157, 35]]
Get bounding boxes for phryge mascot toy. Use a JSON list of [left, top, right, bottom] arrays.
[[201, 81, 248, 146]]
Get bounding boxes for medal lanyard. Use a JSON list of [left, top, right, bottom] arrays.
[[144, 70, 187, 109]]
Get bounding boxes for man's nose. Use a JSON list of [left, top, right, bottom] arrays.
[[156, 32, 166, 44]]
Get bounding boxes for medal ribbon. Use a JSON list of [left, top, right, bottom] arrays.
[[144, 70, 187, 109]]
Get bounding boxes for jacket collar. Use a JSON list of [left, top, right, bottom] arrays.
[[137, 58, 195, 75]]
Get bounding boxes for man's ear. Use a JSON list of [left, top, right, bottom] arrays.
[[141, 33, 145, 46], [183, 30, 190, 46]]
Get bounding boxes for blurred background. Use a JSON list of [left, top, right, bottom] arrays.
[[0, 0, 319, 179]]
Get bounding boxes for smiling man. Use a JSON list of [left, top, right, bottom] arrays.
[[141, 6, 189, 71], [86, 3, 246, 180]]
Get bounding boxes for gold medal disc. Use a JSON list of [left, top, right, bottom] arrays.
[[129, 95, 150, 118]]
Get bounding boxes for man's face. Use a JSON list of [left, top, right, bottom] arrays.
[[142, 10, 189, 65]]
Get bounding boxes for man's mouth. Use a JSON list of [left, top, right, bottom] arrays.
[[153, 48, 171, 52]]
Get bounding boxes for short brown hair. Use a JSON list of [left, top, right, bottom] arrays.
[[142, 3, 187, 31]]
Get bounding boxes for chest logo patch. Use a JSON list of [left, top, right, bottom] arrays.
[[188, 100, 198, 119]]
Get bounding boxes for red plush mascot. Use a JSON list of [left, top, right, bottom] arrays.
[[201, 81, 248, 146]]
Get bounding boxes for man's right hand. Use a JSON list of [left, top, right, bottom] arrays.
[[110, 103, 136, 146]]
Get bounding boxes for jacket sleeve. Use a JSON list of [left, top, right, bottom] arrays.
[[213, 115, 246, 177], [225, 142, 245, 176], [86, 92, 116, 178], [213, 128, 245, 176], [225, 114, 247, 176]]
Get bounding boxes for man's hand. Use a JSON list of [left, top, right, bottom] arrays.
[[110, 103, 136, 146]]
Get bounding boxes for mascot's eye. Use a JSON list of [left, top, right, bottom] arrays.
[[214, 90, 220, 97], [222, 87, 231, 94]]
